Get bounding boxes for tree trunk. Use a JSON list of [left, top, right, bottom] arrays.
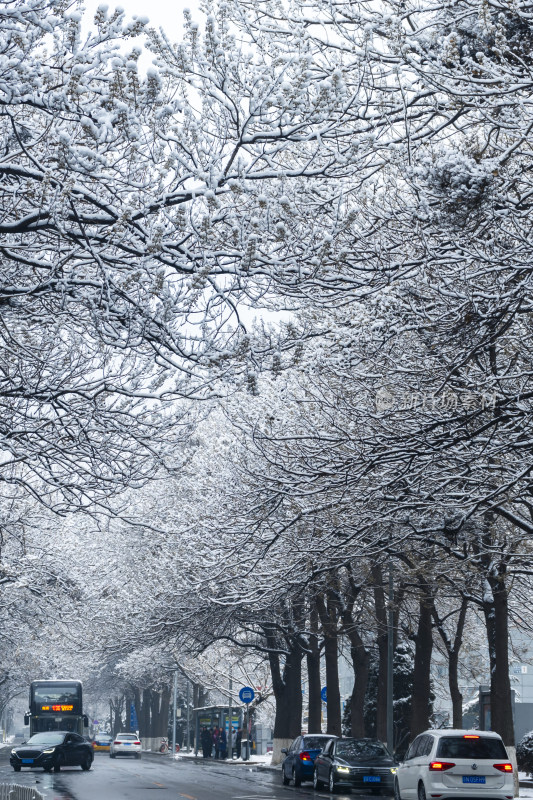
[[150, 690, 159, 739], [266, 628, 303, 765], [316, 591, 342, 736], [341, 583, 369, 737], [307, 605, 322, 733], [410, 588, 434, 738], [159, 685, 171, 738], [432, 595, 468, 729], [348, 630, 369, 737], [483, 571, 515, 746], [372, 566, 388, 741]]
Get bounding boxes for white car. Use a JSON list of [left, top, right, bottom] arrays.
[[109, 733, 142, 759], [394, 729, 513, 800]]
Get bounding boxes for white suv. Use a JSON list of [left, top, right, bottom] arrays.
[[394, 730, 513, 800]]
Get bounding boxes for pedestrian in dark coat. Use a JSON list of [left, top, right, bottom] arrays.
[[201, 727, 211, 758], [213, 726, 220, 759], [235, 727, 242, 759], [219, 727, 227, 759]]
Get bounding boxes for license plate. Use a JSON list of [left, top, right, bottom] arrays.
[[22, 759, 34, 764], [463, 776, 485, 784], [123, 743, 131, 746], [364, 776, 381, 783]]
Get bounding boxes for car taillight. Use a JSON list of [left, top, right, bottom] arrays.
[[134, 741, 141, 745], [463, 735, 479, 739], [114, 741, 121, 745], [494, 764, 513, 773], [429, 762, 455, 771], [299, 751, 312, 761]]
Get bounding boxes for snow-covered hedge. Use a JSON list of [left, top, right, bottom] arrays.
[[517, 730, 533, 775]]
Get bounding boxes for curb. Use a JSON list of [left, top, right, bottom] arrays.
[[140, 751, 276, 769]]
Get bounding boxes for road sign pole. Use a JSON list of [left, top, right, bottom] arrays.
[[244, 703, 249, 762], [238, 687, 255, 761]]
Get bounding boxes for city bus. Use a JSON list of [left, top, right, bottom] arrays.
[[24, 680, 89, 737]]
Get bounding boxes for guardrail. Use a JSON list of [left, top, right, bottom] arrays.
[[0, 786, 45, 800]]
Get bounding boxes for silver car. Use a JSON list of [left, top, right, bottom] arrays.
[[394, 729, 513, 800], [109, 733, 142, 759]]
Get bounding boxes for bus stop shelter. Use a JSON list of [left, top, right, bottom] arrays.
[[193, 706, 242, 756]]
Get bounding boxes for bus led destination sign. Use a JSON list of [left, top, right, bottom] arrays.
[[40, 704, 74, 712]]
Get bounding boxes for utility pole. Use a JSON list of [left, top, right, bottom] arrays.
[[227, 668, 232, 759], [172, 670, 178, 758], [186, 679, 190, 752]]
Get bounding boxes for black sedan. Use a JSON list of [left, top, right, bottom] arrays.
[[10, 731, 94, 772], [313, 737, 398, 794]]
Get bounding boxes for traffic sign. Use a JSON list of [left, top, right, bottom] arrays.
[[239, 686, 255, 704], [130, 702, 139, 730], [321, 686, 327, 703]]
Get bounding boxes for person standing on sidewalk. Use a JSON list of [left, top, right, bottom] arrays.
[[219, 727, 227, 759], [213, 726, 220, 759], [235, 727, 242, 759], [200, 727, 211, 759]]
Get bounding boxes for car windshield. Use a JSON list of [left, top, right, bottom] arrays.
[[304, 737, 331, 750], [436, 737, 507, 759], [96, 735, 112, 741], [117, 734, 137, 740], [26, 733, 65, 746], [337, 740, 390, 759]]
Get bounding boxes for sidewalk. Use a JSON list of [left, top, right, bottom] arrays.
[[145, 749, 276, 769]]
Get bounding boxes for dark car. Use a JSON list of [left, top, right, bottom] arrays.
[[313, 737, 399, 794], [10, 731, 94, 772], [281, 734, 337, 786]]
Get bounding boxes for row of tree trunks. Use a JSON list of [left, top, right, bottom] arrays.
[[316, 590, 342, 736], [131, 686, 172, 749], [266, 619, 304, 765], [307, 605, 322, 733], [296, 560, 513, 756]]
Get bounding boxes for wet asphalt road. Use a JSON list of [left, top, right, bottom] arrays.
[[0, 749, 393, 800]]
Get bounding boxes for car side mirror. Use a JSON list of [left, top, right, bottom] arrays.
[[281, 748, 288, 754]]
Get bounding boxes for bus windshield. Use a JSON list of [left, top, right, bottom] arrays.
[[31, 683, 81, 714]]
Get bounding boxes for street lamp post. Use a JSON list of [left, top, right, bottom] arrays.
[[227, 668, 232, 759], [186, 679, 190, 752], [172, 669, 178, 757]]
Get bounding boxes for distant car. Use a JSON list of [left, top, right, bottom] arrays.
[[281, 734, 337, 786], [313, 737, 399, 794], [394, 729, 514, 800], [92, 734, 113, 752], [10, 731, 93, 772], [110, 733, 142, 759]]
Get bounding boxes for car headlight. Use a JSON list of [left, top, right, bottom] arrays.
[[390, 768, 398, 774], [42, 748, 56, 754], [337, 766, 351, 773], [11, 749, 17, 755]]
